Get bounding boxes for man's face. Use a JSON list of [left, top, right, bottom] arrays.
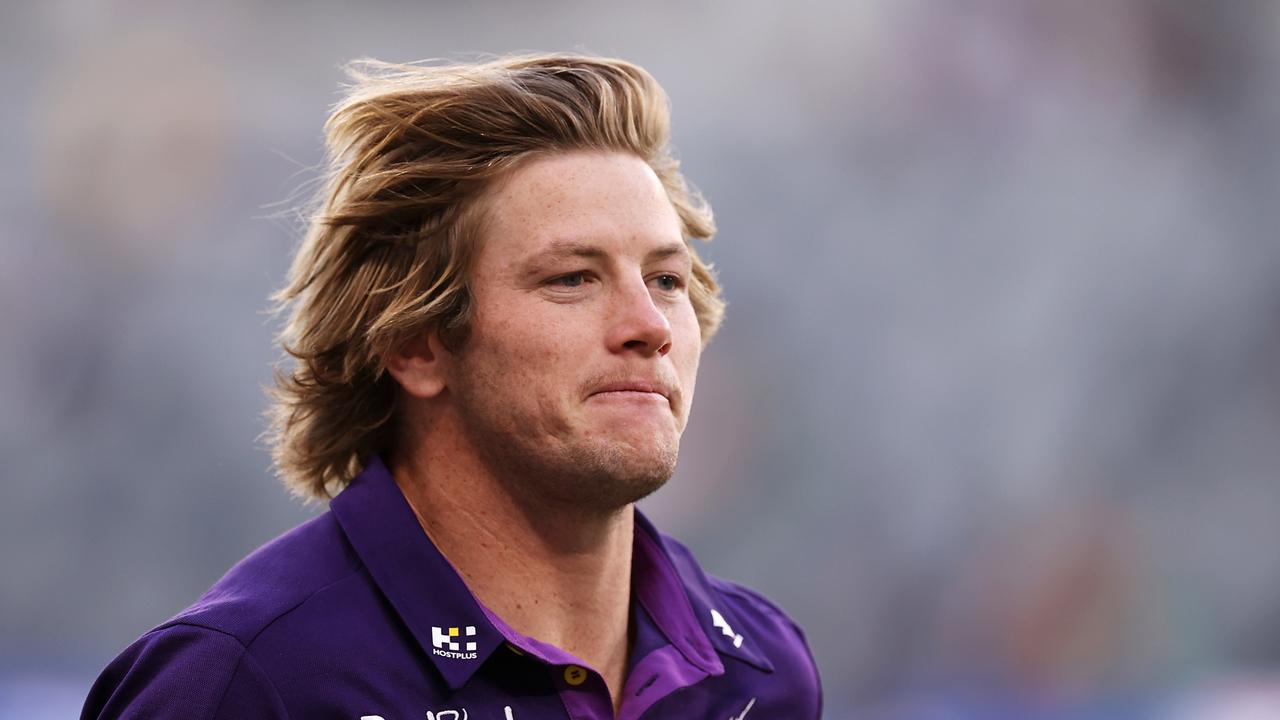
[[445, 151, 702, 512]]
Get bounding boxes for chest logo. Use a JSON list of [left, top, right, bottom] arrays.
[[363, 708, 477, 720], [710, 609, 744, 648], [431, 625, 478, 660]]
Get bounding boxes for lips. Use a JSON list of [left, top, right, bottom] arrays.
[[587, 379, 676, 409], [590, 380, 670, 398]]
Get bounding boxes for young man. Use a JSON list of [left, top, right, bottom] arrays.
[[83, 54, 822, 719]]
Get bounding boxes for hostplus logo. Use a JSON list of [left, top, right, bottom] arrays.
[[431, 625, 478, 660]]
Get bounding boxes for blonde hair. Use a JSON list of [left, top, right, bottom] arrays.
[[268, 54, 724, 501]]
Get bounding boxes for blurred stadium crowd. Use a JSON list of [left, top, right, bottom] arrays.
[[3, 1, 1280, 717]]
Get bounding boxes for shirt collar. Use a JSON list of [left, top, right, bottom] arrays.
[[330, 456, 770, 692], [632, 511, 775, 674], [331, 456, 506, 690]]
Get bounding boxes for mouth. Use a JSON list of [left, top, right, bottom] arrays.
[[587, 380, 675, 408]]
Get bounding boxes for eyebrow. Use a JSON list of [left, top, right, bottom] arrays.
[[646, 242, 691, 263], [517, 239, 690, 274]]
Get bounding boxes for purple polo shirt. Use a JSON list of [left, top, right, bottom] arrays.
[[82, 457, 821, 719]]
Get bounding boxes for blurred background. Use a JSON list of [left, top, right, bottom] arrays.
[[4, 0, 1280, 718]]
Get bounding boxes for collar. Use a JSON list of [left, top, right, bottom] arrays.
[[330, 456, 771, 691], [330, 456, 504, 690], [632, 511, 775, 674]]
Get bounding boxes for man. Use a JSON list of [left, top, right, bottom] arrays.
[[83, 53, 821, 719]]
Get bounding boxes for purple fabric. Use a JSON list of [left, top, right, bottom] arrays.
[[82, 456, 822, 719]]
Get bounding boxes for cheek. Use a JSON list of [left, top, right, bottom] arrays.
[[673, 302, 702, 355], [672, 309, 702, 405], [472, 312, 578, 390]]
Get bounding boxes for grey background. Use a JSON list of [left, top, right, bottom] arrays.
[[4, 1, 1280, 718]]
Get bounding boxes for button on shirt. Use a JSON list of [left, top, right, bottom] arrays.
[[82, 457, 822, 719]]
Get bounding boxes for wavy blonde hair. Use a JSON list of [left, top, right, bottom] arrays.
[[268, 54, 724, 501]]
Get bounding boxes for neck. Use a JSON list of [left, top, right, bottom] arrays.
[[390, 431, 635, 710]]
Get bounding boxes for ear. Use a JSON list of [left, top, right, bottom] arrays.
[[385, 331, 451, 399]]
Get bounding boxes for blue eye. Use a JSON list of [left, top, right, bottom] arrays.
[[653, 274, 680, 292], [552, 272, 586, 288]]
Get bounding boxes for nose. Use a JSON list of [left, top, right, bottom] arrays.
[[605, 277, 673, 356]]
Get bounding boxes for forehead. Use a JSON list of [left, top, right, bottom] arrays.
[[476, 151, 685, 270]]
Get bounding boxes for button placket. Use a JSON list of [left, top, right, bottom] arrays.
[[552, 664, 613, 719], [563, 665, 588, 686]]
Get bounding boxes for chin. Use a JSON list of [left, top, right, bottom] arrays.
[[571, 439, 679, 509], [462, 404, 682, 512], [500, 436, 679, 513]]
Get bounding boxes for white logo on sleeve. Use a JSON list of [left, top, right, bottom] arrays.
[[710, 609, 744, 648], [431, 625, 478, 659]]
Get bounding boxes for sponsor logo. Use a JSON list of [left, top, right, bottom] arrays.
[[364, 708, 479, 720], [710, 609, 744, 649], [426, 710, 468, 720], [431, 625, 478, 660]]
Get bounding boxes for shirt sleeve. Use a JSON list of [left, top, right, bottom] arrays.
[[81, 623, 290, 720], [788, 617, 824, 720]]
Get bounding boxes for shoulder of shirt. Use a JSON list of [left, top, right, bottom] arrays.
[[656, 530, 806, 634], [653, 530, 823, 704], [709, 575, 807, 637], [158, 511, 365, 649], [82, 622, 291, 718], [84, 513, 368, 718]]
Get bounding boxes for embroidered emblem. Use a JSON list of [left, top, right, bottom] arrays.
[[431, 625, 478, 659], [710, 608, 744, 648], [426, 710, 468, 720]]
